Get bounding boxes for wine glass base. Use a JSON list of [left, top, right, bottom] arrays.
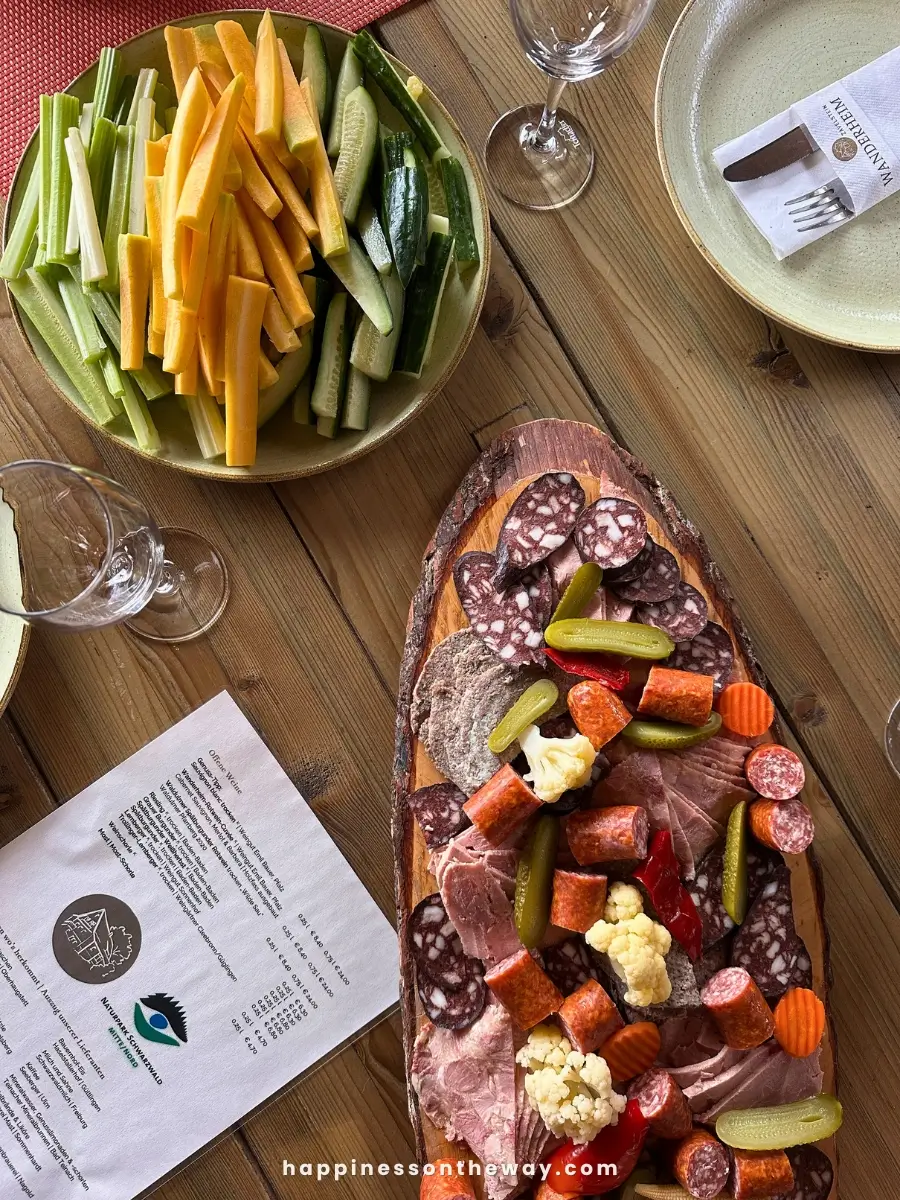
[[124, 528, 229, 644], [485, 105, 595, 210], [886, 698, 900, 778]]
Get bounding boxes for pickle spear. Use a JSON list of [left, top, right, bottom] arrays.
[[715, 1094, 843, 1150], [723, 799, 749, 924], [488, 679, 559, 754], [622, 712, 722, 750], [549, 562, 603, 625], [514, 813, 559, 949], [545, 618, 675, 660]]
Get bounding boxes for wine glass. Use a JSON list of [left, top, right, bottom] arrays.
[[485, 0, 659, 210], [886, 699, 900, 778], [0, 461, 229, 643]]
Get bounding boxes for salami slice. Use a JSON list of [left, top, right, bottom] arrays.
[[730, 866, 808, 998], [779, 1144, 834, 1200], [495, 472, 585, 587], [453, 550, 552, 666], [749, 798, 815, 855], [666, 622, 735, 694], [408, 783, 471, 849], [611, 540, 681, 603], [542, 936, 599, 996], [574, 497, 648, 571], [408, 894, 487, 1030], [687, 848, 735, 950], [745, 744, 806, 800], [637, 582, 708, 642], [601, 535, 654, 584], [674, 1129, 730, 1199]]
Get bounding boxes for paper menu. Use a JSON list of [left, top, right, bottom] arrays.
[[0, 692, 399, 1199]]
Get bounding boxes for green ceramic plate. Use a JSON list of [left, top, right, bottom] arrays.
[[656, 0, 900, 351], [0, 498, 28, 717], [4, 11, 490, 480]]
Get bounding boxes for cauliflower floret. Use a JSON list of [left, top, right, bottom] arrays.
[[586, 913, 672, 1008], [604, 881, 644, 923], [519, 723, 595, 803], [515, 1025, 626, 1144]]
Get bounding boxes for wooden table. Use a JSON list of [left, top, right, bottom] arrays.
[[1, 0, 898, 1196]]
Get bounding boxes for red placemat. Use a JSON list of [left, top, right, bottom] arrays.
[[0, 2, 407, 195]]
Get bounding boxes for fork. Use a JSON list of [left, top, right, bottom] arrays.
[[785, 185, 853, 231]]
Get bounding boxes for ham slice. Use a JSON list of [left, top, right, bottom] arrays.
[[440, 860, 522, 965]]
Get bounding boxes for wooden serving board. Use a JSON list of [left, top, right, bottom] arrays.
[[393, 419, 836, 1196]]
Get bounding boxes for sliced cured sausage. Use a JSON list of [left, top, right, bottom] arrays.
[[781, 1145, 834, 1200], [567, 679, 632, 748], [745, 744, 806, 801], [749, 799, 815, 855], [637, 581, 709, 642], [731, 866, 809, 999], [408, 782, 471, 849], [628, 1067, 693, 1139], [611, 540, 681, 603], [565, 805, 650, 865], [666, 622, 735, 695], [732, 1148, 794, 1198], [484, 948, 564, 1030], [463, 763, 543, 845], [408, 894, 487, 1030], [574, 497, 648, 570], [453, 550, 552, 666], [542, 936, 599, 996], [419, 975, 487, 1030], [637, 665, 714, 727], [557, 978, 623, 1053], [602, 534, 654, 584], [701, 966, 775, 1049], [673, 1128, 730, 1198], [687, 848, 735, 950], [495, 472, 586, 587], [550, 869, 609, 933], [420, 1161, 477, 1200]]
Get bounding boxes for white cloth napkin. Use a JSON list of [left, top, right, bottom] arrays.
[[714, 45, 900, 259]]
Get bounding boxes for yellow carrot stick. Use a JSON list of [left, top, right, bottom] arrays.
[[255, 11, 282, 143], [197, 194, 234, 388], [145, 136, 169, 178], [162, 68, 212, 299], [215, 21, 258, 108], [224, 275, 270, 466], [262, 291, 301, 353], [300, 78, 349, 258], [289, 155, 309, 196], [162, 299, 198, 375], [176, 73, 246, 233], [233, 199, 267, 282], [165, 26, 200, 101], [237, 191, 313, 328], [118, 234, 152, 371], [181, 226, 211, 314], [144, 177, 166, 336], [175, 336, 199, 396], [278, 39, 317, 164], [246, 125, 318, 238], [192, 23, 231, 74], [148, 322, 165, 359], [224, 150, 242, 192], [274, 206, 313, 273], [258, 348, 279, 389], [231, 127, 282, 218]]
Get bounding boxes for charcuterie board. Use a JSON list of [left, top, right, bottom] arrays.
[[393, 419, 836, 1198]]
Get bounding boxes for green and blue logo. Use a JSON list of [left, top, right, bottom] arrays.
[[133, 994, 188, 1047]]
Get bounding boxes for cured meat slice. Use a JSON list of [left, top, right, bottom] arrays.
[[637, 581, 709, 642], [611, 540, 681, 603], [574, 497, 648, 570], [602, 534, 654, 584], [495, 472, 586, 587], [732, 1149, 794, 1199], [408, 782, 471, 849], [638, 665, 714, 727], [408, 894, 487, 1030], [731, 866, 808, 998], [749, 799, 815, 855], [463, 764, 543, 845], [419, 975, 487, 1030], [484, 948, 564, 1029], [550, 869, 608, 933], [565, 805, 650, 865], [542, 936, 599, 996], [688, 848, 736, 950], [557, 978, 623, 1053], [666, 622, 735, 695], [453, 550, 552, 666], [700, 967, 775, 1049], [628, 1068, 693, 1139], [780, 1145, 834, 1200], [674, 1129, 730, 1198], [744, 744, 806, 800]]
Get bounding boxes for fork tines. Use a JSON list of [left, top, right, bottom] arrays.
[[785, 185, 853, 231]]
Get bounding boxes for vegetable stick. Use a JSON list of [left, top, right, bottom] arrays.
[[100, 125, 134, 291], [215, 21, 258, 107], [118, 233, 152, 370], [262, 291, 301, 353], [274, 206, 313, 272], [148, 323, 165, 359], [233, 199, 267, 281], [144, 177, 166, 336], [100, 350, 126, 400], [224, 275, 270, 465], [237, 192, 313, 327], [175, 337, 199, 395], [300, 79, 349, 258], [192, 24, 231, 74], [38, 95, 52, 250], [65, 129, 107, 283], [92, 47, 122, 124], [224, 150, 242, 192], [278, 39, 317, 164], [254, 11, 283, 143], [246, 125, 318, 238], [162, 299, 198, 375], [176, 73, 246, 232], [288, 155, 309, 196], [162, 68, 212, 299], [0, 162, 40, 281], [716, 682, 775, 738], [57, 275, 106, 362], [120, 370, 162, 453], [196, 193, 234, 389], [47, 93, 80, 264], [112, 75, 137, 127], [65, 103, 93, 258], [181, 226, 210, 314], [231, 128, 282, 218], [773, 988, 826, 1059], [164, 26, 199, 101], [125, 67, 158, 125], [86, 116, 117, 231], [127, 96, 156, 235], [258, 348, 279, 389], [186, 386, 226, 458], [145, 136, 168, 178]]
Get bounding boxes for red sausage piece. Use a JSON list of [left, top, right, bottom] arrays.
[[550, 870, 609, 933], [565, 805, 650, 865], [731, 1149, 794, 1198], [749, 798, 815, 855], [744, 744, 806, 800], [420, 1160, 477, 1200], [674, 1129, 730, 1199], [627, 1067, 693, 1139], [557, 978, 623, 1054], [701, 967, 775, 1049], [637, 665, 714, 728], [462, 764, 543, 845], [484, 948, 564, 1030]]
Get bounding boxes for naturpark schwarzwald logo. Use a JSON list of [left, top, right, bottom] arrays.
[[133, 994, 189, 1047]]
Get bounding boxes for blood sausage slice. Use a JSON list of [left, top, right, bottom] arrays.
[[637, 582, 709, 642], [542, 936, 599, 996], [454, 550, 552, 666], [574, 497, 648, 570], [408, 783, 471, 849], [611, 540, 681, 603], [730, 866, 809, 999], [666, 621, 735, 694], [408, 893, 487, 1030], [495, 472, 585, 587]]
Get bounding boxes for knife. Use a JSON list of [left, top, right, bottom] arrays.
[[723, 126, 818, 183]]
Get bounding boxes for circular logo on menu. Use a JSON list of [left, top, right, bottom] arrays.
[[832, 137, 858, 162], [52, 894, 142, 984]]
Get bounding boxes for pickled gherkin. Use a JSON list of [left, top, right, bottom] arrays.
[[545, 618, 675, 660], [549, 562, 603, 625], [723, 799, 749, 924], [514, 814, 558, 949], [715, 1094, 843, 1150], [488, 679, 559, 754], [622, 712, 722, 750]]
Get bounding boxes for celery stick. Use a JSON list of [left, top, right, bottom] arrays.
[[58, 274, 106, 362], [92, 47, 122, 123], [66, 128, 107, 283], [126, 68, 158, 124], [99, 125, 134, 291], [9, 270, 117, 424], [0, 161, 40, 280], [65, 103, 93, 258], [100, 351, 126, 399], [38, 95, 52, 250], [186, 388, 226, 459], [87, 116, 117, 231], [127, 98, 155, 235], [32, 245, 55, 275], [120, 369, 162, 453], [46, 93, 80, 264], [113, 76, 137, 126]]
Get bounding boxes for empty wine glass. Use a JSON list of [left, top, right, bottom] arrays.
[[0, 461, 229, 643], [485, 0, 658, 210]]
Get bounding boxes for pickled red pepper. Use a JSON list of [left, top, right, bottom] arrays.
[[546, 1099, 649, 1194], [544, 648, 630, 692], [633, 831, 703, 961]]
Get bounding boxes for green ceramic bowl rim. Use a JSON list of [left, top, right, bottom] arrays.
[[3, 10, 492, 482], [654, 0, 900, 354]]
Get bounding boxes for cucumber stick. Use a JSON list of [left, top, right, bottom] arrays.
[[311, 292, 349, 421], [383, 160, 426, 287], [294, 275, 331, 424], [333, 86, 378, 225], [350, 270, 404, 381], [396, 231, 454, 378], [301, 24, 333, 129], [440, 156, 479, 267], [352, 31, 447, 163], [342, 366, 370, 431], [325, 239, 392, 336], [326, 43, 364, 158], [357, 197, 392, 275]]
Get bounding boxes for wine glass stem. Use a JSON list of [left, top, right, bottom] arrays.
[[530, 78, 568, 153]]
